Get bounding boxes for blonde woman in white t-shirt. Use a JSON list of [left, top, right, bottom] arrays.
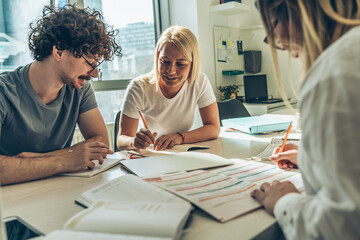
[[117, 26, 220, 151]]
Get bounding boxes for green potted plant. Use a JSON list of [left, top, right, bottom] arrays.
[[218, 84, 240, 100]]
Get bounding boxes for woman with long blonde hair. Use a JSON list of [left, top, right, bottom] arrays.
[[251, 0, 360, 239], [117, 26, 220, 151]]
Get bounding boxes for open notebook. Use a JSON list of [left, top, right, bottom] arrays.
[[59, 152, 125, 178], [46, 174, 191, 240], [42, 200, 192, 240]]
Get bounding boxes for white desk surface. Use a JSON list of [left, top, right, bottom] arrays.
[[1, 127, 298, 240]]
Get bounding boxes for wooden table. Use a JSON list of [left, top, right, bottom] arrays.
[[2, 129, 289, 239]]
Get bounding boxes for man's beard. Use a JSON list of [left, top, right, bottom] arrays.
[[62, 75, 91, 89]]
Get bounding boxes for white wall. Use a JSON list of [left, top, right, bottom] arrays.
[[168, 0, 302, 101]]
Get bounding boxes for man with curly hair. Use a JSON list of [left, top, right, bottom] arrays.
[[0, 5, 122, 185]]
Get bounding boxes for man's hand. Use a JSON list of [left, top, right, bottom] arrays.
[[251, 180, 300, 215], [55, 137, 113, 172]]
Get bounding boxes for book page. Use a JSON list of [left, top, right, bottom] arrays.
[[59, 153, 124, 177], [121, 152, 234, 178], [251, 137, 300, 161], [153, 159, 303, 222], [129, 144, 210, 157], [64, 201, 192, 239], [77, 174, 184, 207], [43, 230, 171, 240]]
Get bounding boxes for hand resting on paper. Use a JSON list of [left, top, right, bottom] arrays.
[[250, 180, 300, 215], [154, 133, 184, 151], [133, 128, 158, 149], [16, 137, 113, 171], [270, 143, 299, 169]]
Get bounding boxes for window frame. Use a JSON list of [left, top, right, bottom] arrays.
[[91, 0, 170, 92]]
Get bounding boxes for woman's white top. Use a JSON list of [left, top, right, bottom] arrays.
[[274, 26, 360, 239], [121, 72, 216, 136]]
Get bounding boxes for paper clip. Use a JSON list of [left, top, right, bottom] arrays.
[[130, 153, 143, 159]]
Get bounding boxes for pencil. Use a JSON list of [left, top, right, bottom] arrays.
[[279, 121, 292, 153], [139, 111, 149, 130], [139, 111, 155, 148]]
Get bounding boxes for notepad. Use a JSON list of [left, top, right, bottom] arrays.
[[128, 144, 210, 157], [121, 152, 234, 178], [59, 152, 125, 178], [222, 116, 292, 134]]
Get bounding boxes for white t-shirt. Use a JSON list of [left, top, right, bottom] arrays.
[[121, 72, 216, 136], [274, 26, 360, 239]]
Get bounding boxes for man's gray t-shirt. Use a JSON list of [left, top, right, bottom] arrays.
[[0, 63, 98, 156]]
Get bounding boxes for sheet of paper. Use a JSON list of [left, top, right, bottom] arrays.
[[77, 174, 184, 207], [153, 170, 260, 222], [121, 152, 233, 178], [129, 144, 210, 157], [251, 137, 300, 160], [153, 159, 303, 222]]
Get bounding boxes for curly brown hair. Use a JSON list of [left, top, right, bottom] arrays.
[[28, 4, 122, 61]]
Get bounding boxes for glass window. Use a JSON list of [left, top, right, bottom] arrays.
[[0, 0, 49, 73], [83, 0, 158, 123], [84, 0, 156, 81]]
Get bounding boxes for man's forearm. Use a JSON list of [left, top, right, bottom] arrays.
[[0, 154, 63, 185]]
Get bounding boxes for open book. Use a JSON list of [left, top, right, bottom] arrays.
[[43, 200, 192, 240], [59, 152, 125, 178], [251, 136, 300, 161], [76, 174, 185, 208], [129, 144, 209, 157], [152, 159, 303, 222], [120, 152, 234, 178]]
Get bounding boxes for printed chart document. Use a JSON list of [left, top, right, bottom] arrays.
[[59, 152, 125, 178], [43, 200, 192, 240], [121, 152, 234, 178], [129, 144, 210, 157], [76, 174, 185, 208], [251, 136, 300, 161], [152, 159, 303, 222]]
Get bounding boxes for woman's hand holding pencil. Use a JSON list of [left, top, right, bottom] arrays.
[[270, 122, 299, 169], [132, 111, 157, 149], [270, 144, 298, 169]]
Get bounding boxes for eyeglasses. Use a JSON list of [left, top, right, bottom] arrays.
[[263, 36, 285, 51], [81, 55, 105, 73]]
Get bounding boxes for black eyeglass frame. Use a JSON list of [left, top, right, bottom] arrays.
[[81, 55, 105, 73]]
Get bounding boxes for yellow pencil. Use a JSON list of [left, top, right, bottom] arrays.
[[139, 111, 155, 148], [139, 111, 150, 130], [279, 122, 292, 153]]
